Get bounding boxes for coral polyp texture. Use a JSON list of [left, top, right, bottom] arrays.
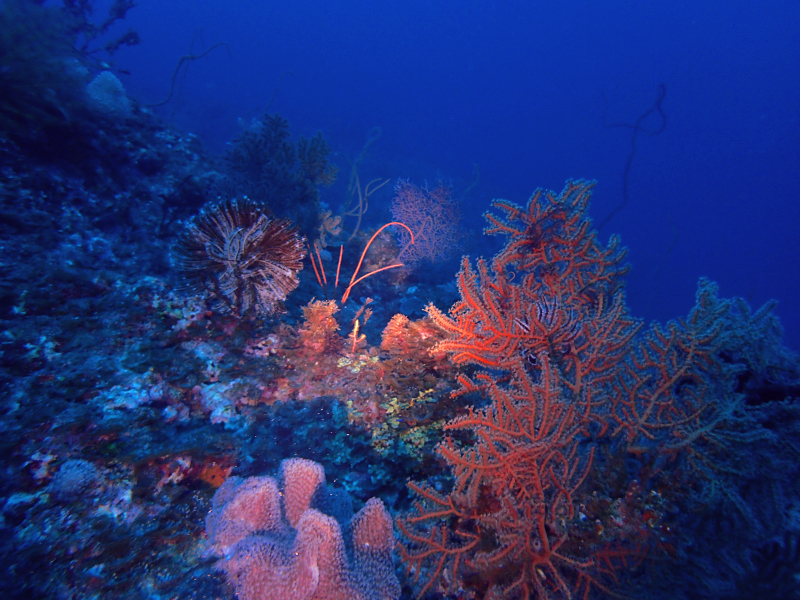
[[173, 197, 305, 316], [398, 180, 797, 599], [205, 458, 400, 600]]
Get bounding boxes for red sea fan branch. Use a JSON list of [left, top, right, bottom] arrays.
[[400, 181, 645, 599], [400, 179, 760, 599]]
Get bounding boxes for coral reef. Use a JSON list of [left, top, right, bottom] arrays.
[[398, 180, 800, 599], [1, 24, 798, 600], [254, 296, 463, 465], [206, 458, 400, 600], [298, 299, 344, 354], [86, 71, 131, 118], [217, 113, 338, 235]]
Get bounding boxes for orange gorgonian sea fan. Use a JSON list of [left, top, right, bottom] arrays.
[[172, 197, 305, 317]]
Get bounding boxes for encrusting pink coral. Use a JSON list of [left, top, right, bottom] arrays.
[[205, 458, 400, 600]]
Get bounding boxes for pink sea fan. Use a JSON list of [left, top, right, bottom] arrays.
[[390, 179, 462, 268]]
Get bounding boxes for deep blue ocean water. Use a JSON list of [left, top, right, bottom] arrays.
[[110, 0, 800, 348]]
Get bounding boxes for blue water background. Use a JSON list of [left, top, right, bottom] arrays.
[[108, 0, 798, 347]]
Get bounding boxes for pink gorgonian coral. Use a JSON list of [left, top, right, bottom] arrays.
[[390, 179, 462, 268]]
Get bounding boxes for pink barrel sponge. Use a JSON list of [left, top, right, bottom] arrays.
[[205, 458, 400, 600]]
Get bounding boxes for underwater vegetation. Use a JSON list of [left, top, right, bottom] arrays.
[[396, 181, 800, 600], [391, 180, 464, 269], [0, 3, 799, 600], [215, 112, 339, 236]]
